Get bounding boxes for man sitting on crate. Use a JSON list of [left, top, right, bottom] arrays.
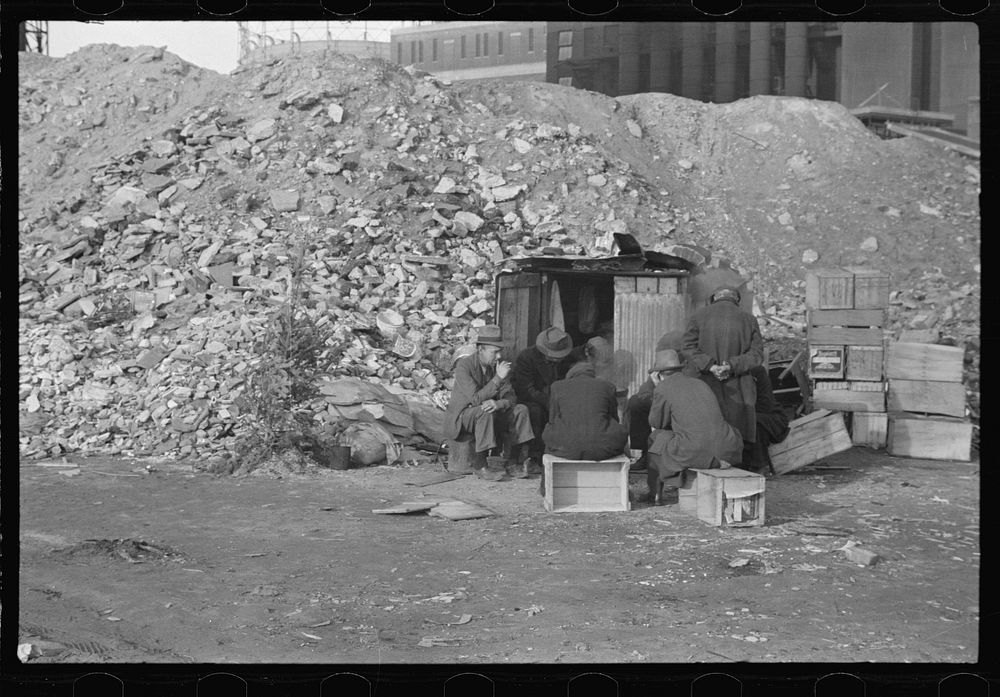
[[681, 285, 764, 454], [623, 330, 685, 473], [512, 326, 574, 475], [444, 325, 535, 481], [540, 361, 630, 496], [647, 349, 745, 505]]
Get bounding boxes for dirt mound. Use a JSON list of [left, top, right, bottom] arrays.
[[18, 47, 980, 461], [53, 538, 184, 564]]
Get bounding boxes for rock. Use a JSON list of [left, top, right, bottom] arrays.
[[844, 546, 880, 567], [860, 236, 879, 252], [246, 118, 277, 143], [492, 185, 521, 202], [513, 138, 532, 154], [434, 177, 458, 194], [453, 211, 484, 232], [626, 119, 642, 138], [802, 249, 819, 264], [317, 196, 337, 215], [587, 174, 607, 187], [678, 159, 694, 171], [270, 190, 300, 212], [327, 103, 345, 123], [777, 212, 793, 226]]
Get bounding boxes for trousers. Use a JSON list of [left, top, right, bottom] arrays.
[[456, 403, 534, 454]]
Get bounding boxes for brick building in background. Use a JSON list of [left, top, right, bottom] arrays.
[[546, 22, 979, 135]]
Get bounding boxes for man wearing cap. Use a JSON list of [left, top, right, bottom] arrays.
[[512, 326, 575, 472], [444, 325, 535, 479], [646, 349, 745, 504], [623, 330, 685, 472], [681, 285, 764, 452]]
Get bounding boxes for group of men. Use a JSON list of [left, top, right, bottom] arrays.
[[443, 285, 790, 503]]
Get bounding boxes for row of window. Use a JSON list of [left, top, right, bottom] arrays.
[[397, 27, 537, 65]]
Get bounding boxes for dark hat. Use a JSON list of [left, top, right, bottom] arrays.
[[535, 326, 573, 359], [649, 349, 684, 373], [475, 325, 505, 348], [711, 285, 741, 304]]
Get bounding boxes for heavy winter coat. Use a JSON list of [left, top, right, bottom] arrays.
[[512, 346, 570, 408], [444, 354, 517, 441], [647, 371, 744, 477], [681, 299, 764, 442], [542, 363, 628, 460]]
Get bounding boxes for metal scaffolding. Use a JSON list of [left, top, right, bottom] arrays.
[[19, 21, 50, 55]]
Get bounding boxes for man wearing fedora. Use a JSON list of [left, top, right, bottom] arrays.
[[444, 325, 535, 480], [623, 330, 685, 473], [681, 285, 764, 456], [512, 326, 575, 473], [647, 349, 745, 505]]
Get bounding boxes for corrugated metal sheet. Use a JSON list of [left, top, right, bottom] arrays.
[[614, 292, 689, 397]]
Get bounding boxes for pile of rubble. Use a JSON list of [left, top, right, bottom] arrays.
[[18, 46, 980, 461]]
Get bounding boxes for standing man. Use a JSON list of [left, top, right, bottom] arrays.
[[512, 326, 573, 473], [681, 285, 764, 451], [444, 325, 535, 480], [646, 350, 744, 505]]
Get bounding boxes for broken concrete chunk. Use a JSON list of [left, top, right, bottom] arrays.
[[246, 118, 277, 143], [270, 190, 300, 212]]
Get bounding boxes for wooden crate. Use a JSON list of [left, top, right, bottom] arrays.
[[812, 381, 886, 412], [845, 345, 885, 381], [768, 409, 853, 474], [542, 455, 631, 513], [844, 267, 890, 309], [808, 326, 884, 346], [887, 379, 966, 418], [885, 342, 965, 383], [888, 414, 973, 461], [808, 345, 845, 380], [805, 268, 854, 309], [808, 309, 886, 327], [678, 468, 765, 527], [851, 412, 888, 448]]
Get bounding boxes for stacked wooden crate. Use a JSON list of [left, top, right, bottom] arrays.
[[805, 267, 890, 448], [885, 342, 972, 461]]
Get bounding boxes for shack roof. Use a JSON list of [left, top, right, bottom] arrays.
[[507, 251, 693, 277]]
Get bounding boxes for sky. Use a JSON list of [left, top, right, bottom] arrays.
[[46, 21, 410, 75]]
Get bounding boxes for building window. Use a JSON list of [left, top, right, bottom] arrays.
[[461, 35, 466, 58], [397, 42, 402, 63], [559, 76, 573, 86], [475, 33, 481, 57], [410, 41, 416, 64], [498, 31, 504, 55], [418, 40, 424, 63], [432, 38, 438, 61], [483, 32, 489, 56], [528, 27, 534, 52], [558, 30, 573, 60]]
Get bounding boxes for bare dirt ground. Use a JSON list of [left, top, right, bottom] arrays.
[[19, 448, 978, 664]]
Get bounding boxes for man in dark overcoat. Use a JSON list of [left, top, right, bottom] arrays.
[[512, 326, 573, 471], [646, 349, 744, 504], [681, 285, 764, 446], [444, 325, 534, 478], [543, 362, 628, 461], [624, 330, 685, 472]]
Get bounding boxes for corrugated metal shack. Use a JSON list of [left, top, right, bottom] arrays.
[[494, 251, 752, 399]]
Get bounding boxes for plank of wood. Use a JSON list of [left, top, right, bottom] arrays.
[[887, 379, 966, 418], [787, 409, 833, 429], [635, 277, 659, 293], [614, 276, 636, 293], [846, 345, 884, 381], [808, 326, 885, 346], [885, 342, 964, 382], [551, 466, 626, 488], [553, 486, 627, 506], [887, 414, 972, 461], [548, 503, 629, 513], [428, 501, 495, 520], [808, 309, 886, 327], [812, 389, 886, 412]]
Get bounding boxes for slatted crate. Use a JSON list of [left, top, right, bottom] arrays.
[[678, 468, 765, 527], [812, 380, 886, 412], [542, 455, 631, 513], [887, 414, 973, 461], [851, 411, 888, 448], [768, 409, 853, 474], [805, 268, 855, 309], [843, 267, 890, 309], [887, 379, 967, 418], [845, 344, 885, 381]]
